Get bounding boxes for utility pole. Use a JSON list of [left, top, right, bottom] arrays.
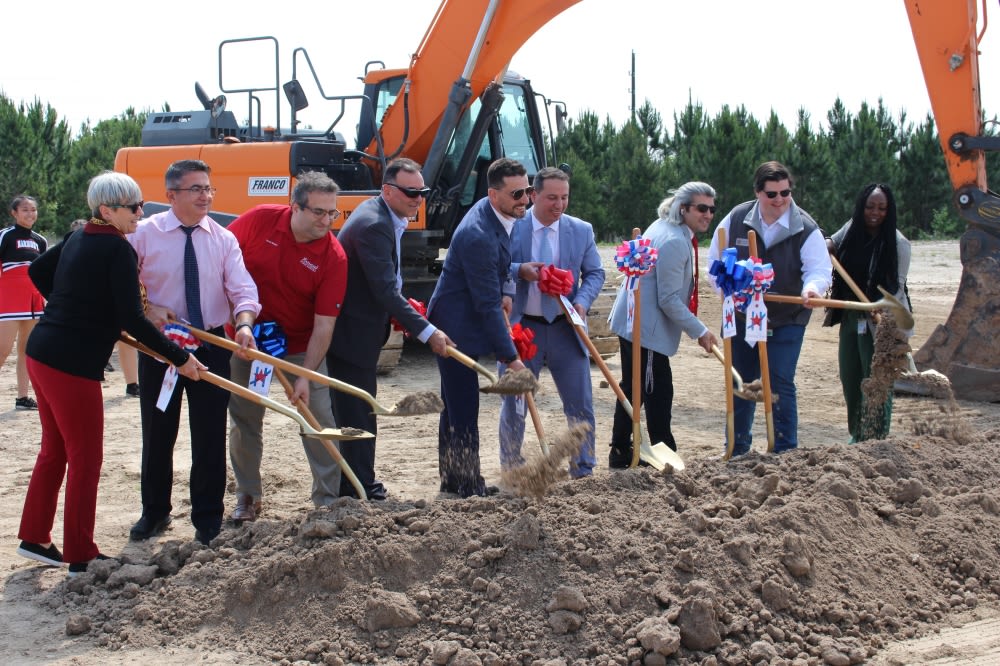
[[630, 50, 636, 123]]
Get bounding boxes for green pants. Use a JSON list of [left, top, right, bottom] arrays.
[[838, 311, 893, 442]]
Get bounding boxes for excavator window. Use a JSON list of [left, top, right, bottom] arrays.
[[497, 83, 541, 174]]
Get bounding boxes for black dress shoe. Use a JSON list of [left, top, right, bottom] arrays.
[[129, 515, 172, 541], [608, 445, 632, 469], [194, 527, 220, 547]]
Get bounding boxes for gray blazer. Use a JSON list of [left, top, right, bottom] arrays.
[[609, 218, 708, 357]]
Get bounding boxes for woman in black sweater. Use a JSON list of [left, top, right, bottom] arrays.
[[17, 172, 203, 576]]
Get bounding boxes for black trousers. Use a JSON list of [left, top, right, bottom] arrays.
[[137, 342, 231, 533], [326, 354, 386, 499], [611, 337, 677, 453]]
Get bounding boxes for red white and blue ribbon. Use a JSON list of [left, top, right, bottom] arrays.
[[615, 236, 658, 291], [742, 259, 774, 347], [709, 248, 751, 339], [162, 323, 201, 352], [616, 236, 658, 330]]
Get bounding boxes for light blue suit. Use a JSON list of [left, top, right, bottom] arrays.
[[499, 210, 605, 476]]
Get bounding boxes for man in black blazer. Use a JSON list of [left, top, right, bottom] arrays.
[[326, 158, 452, 500]]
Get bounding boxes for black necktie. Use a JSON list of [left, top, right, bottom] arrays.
[[181, 225, 204, 329]]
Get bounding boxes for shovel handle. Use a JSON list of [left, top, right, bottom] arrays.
[[121, 335, 322, 436], [444, 345, 500, 383], [748, 232, 775, 452], [629, 227, 643, 468], [717, 228, 737, 461], [168, 319, 390, 415], [501, 311, 548, 455], [829, 253, 883, 325], [272, 368, 368, 501]]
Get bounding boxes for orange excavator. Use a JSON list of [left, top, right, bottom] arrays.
[[905, 0, 1000, 400], [115, 0, 998, 398], [115, 0, 580, 302]]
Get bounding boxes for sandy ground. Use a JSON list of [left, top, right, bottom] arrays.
[[1, 240, 999, 665]]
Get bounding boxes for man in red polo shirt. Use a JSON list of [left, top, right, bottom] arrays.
[[226, 171, 347, 521]]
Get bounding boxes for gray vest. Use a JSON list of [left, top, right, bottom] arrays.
[[725, 201, 818, 328]]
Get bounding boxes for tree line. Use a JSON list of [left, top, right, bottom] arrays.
[[554, 98, 996, 242], [0, 91, 990, 241]]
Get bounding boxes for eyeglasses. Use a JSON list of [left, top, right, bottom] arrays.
[[303, 206, 342, 220], [172, 186, 217, 196], [507, 186, 534, 200], [688, 203, 716, 214], [762, 189, 792, 199], [109, 202, 144, 214], [386, 182, 431, 199]]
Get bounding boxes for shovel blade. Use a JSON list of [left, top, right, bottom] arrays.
[[309, 427, 374, 441], [639, 441, 685, 471]]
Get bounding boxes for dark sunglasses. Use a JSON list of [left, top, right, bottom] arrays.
[[762, 189, 792, 199], [386, 182, 431, 199], [688, 203, 716, 214], [508, 186, 534, 200], [109, 202, 144, 213]]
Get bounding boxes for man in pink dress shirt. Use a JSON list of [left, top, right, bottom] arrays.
[[128, 159, 261, 546]]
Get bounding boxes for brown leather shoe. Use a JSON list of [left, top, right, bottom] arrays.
[[231, 494, 261, 523]]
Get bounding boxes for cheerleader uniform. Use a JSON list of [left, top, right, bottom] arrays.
[[0, 224, 47, 321]]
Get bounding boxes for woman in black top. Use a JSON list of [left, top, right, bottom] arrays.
[[16, 172, 204, 576]]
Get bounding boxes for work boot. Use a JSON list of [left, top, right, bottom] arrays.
[[231, 494, 261, 523], [608, 444, 632, 469]]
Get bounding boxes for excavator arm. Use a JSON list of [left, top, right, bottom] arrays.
[[905, 0, 1000, 399], [364, 0, 581, 170]]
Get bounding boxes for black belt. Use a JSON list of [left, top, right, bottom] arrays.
[[521, 314, 565, 324]]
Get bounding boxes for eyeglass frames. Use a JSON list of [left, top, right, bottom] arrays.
[[303, 206, 342, 220], [762, 189, 792, 199]]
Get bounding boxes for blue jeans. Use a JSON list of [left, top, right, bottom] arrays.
[[498, 318, 595, 477], [728, 324, 805, 455]]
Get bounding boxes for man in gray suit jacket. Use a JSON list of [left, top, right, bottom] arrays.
[[327, 158, 452, 500], [608, 181, 719, 466], [499, 168, 605, 477]]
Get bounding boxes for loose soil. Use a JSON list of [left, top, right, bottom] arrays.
[[2, 240, 999, 665]]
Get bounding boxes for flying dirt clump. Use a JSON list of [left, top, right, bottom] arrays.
[[389, 390, 444, 415], [481, 368, 539, 394], [500, 423, 592, 498]]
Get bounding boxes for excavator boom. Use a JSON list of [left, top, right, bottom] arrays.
[[905, 0, 1000, 400], [367, 0, 581, 163]]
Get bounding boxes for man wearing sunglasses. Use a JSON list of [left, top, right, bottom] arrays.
[[327, 158, 453, 501], [427, 158, 532, 498], [708, 161, 832, 456], [498, 167, 605, 477], [225, 171, 348, 521], [608, 181, 720, 466], [129, 159, 261, 546]]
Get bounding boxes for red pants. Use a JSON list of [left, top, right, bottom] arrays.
[[19, 358, 104, 563]]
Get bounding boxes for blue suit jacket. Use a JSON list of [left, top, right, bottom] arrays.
[[427, 198, 518, 361], [509, 211, 605, 352]]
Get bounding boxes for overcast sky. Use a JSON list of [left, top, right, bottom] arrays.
[[4, 0, 998, 140]]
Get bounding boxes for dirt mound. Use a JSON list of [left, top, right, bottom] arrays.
[[34, 425, 1000, 665]]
